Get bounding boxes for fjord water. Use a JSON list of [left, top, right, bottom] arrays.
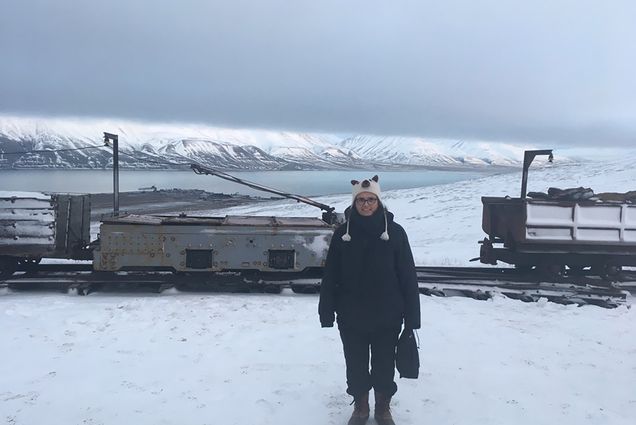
[[0, 169, 493, 197]]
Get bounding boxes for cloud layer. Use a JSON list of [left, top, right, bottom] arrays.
[[1, 0, 634, 145]]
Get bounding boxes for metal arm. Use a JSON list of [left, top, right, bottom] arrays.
[[191, 163, 338, 223], [521, 149, 553, 199]]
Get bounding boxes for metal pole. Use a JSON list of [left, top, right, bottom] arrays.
[[103, 132, 119, 216], [113, 137, 119, 216], [520, 149, 553, 199], [520, 151, 531, 199]]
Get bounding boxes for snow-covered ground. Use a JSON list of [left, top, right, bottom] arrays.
[[1, 291, 634, 425], [2, 155, 636, 425]]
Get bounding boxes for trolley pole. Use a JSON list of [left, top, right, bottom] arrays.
[[103, 132, 120, 216], [520, 149, 553, 199]]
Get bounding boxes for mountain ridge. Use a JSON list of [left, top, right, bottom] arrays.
[[0, 116, 538, 170]]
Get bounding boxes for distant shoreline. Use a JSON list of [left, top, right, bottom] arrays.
[[1, 168, 514, 200], [90, 189, 276, 219]]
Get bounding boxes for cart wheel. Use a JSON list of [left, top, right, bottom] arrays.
[[19, 258, 42, 265], [478, 238, 497, 265], [263, 284, 283, 294], [18, 257, 42, 271], [594, 263, 622, 281], [513, 264, 534, 273], [0, 256, 19, 281], [291, 283, 319, 294], [538, 263, 565, 278], [566, 265, 586, 276]]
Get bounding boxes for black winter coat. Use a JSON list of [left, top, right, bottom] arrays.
[[318, 205, 421, 331]]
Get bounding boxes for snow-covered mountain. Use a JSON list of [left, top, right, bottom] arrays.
[[339, 136, 530, 167], [0, 115, 550, 170]]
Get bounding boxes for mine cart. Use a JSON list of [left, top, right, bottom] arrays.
[[479, 150, 636, 276], [0, 192, 91, 278], [93, 214, 334, 275]]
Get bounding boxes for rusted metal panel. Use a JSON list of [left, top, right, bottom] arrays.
[[0, 192, 90, 259], [101, 214, 166, 225], [0, 192, 56, 255], [272, 217, 332, 227], [53, 194, 91, 258], [93, 214, 334, 272], [223, 216, 277, 226], [101, 214, 333, 228]]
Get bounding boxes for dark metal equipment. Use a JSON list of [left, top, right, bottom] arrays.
[[0, 192, 92, 279], [103, 132, 119, 216], [479, 149, 636, 278], [520, 149, 553, 199], [191, 163, 339, 224], [93, 214, 333, 275]]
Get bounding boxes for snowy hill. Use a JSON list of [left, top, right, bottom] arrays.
[[0, 116, 544, 170]]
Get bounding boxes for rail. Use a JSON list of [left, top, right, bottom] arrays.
[[2, 264, 631, 308]]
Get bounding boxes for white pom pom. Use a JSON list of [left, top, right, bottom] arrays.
[[341, 233, 351, 242], [380, 231, 389, 241]]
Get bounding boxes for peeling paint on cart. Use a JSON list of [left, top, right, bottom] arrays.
[[93, 214, 335, 273]]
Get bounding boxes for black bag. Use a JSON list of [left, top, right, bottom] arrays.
[[396, 328, 419, 379]]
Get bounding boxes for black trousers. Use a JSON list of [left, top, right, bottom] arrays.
[[339, 326, 401, 398]]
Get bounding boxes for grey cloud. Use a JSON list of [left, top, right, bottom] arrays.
[[1, 0, 635, 146]]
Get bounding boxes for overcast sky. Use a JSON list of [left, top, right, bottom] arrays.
[[1, 0, 634, 146]]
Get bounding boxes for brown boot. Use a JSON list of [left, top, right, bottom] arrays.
[[374, 391, 396, 425], [347, 391, 370, 425]]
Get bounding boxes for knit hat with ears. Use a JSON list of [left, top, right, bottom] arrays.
[[350, 174, 382, 204], [342, 175, 390, 242]]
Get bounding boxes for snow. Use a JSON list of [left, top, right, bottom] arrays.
[[294, 234, 330, 258], [0, 191, 51, 201], [0, 291, 634, 425], [2, 155, 636, 425], [339, 135, 567, 167], [0, 192, 55, 246]]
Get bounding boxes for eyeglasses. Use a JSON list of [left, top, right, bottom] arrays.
[[355, 197, 378, 206]]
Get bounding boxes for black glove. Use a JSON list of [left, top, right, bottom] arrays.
[[404, 320, 420, 330], [320, 312, 335, 328]]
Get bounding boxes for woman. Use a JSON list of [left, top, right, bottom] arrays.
[[319, 175, 421, 425]]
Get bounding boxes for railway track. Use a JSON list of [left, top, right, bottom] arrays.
[[1, 264, 632, 309], [415, 267, 632, 309]]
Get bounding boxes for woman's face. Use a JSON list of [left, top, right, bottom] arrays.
[[355, 191, 379, 216]]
